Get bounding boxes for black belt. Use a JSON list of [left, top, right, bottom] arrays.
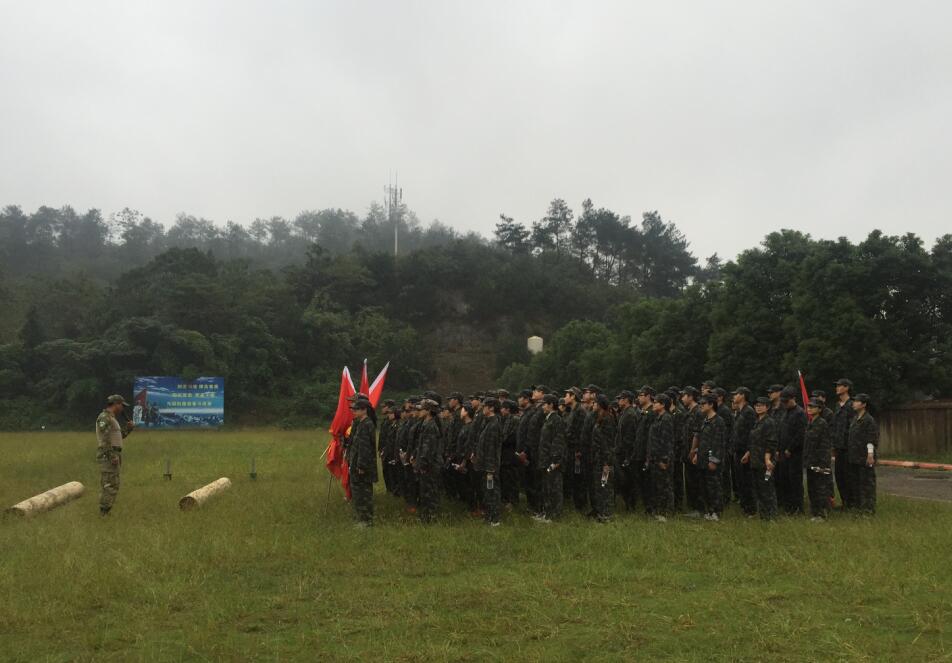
[[111, 446, 123, 451]]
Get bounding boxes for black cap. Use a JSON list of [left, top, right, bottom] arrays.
[[564, 386, 582, 399], [854, 393, 870, 404], [501, 399, 517, 411], [835, 378, 854, 388], [348, 392, 370, 402], [617, 389, 635, 402], [682, 386, 700, 398], [713, 387, 727, 398], [780, 386, 798, 400], [768, 384, 784, 394], [420, 398, 440, 413], [496, 388, 510, 398], [518, 388, 533, 399], [656, 393, 672, 408], [595, 393, 610, 408], [667, 385, 681, 394], [382, 399, 395, 407], [542, 393, 559, 406], [807, 399, 821, 409], [584, 384, 602, 394], [754, 396, 770, 406], [407, 395, 421, 404], [811, 390, 827, 399], [702, 380, 717, 389], [351, 398, 371, 411], [532, 384, 549, 394], [482, 396, 499, 408], [735, 387, 752, 400], [638, 385, 655, 397], [448, 392, 464, 402], [700, 395, 717, 406]]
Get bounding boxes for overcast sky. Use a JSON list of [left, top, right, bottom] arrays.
[[1, 1, 950, 261]]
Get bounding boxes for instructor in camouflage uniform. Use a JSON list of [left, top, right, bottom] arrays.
[[96, 394, 135, 516], [347, 397, 378, 527]]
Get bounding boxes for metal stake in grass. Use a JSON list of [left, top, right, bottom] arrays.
[[163, 458, 172, 481], [250, 457, 257, 480]]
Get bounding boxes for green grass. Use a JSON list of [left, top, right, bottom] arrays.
[[1, 430, 950, 662]]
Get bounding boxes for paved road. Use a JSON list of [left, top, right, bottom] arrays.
[[878, 466, 952, 503]]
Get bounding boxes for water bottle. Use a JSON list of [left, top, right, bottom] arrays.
[[574, 457, 582, 475], [764, 469, 772, 481], [487, 475, 494, 491]]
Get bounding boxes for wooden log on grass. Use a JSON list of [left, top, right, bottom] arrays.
[[179, 477, 232, 510], [6, 481, 85, 517]]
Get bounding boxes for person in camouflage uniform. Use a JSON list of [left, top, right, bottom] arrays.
[[712, 387, 734, 503], [731, 387, 757, 516], [804, 399, 833, 520], [694, 395, 727, 521], [831, 378, 855, 509], [577, 386, 599, 513], [453, 404, 476, 509], [848, 393, 878, 515], [347, 398, 378, 526], [681, 387, 705, 517], [747, 397, 779, 520], [400, 397, 423, 511], [767, 384, 785, 424], [648, 394, 675, 520], [377, 400, 395, 494], [666, 387, 686, 512], [614, 390, 639, 511], [590, 394, 617, 522], [95, 395, 135, 515], [633, 386, 656, 514], [474, 397, 503, 526], [414, 399, 443, 523], [499, 399, 521, 508], [776, 386, 807, 514], [537, 393, 566, 522], [562, 387, 586, 511]]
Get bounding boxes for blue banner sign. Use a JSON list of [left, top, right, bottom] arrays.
[[132, 377, 225, 428]]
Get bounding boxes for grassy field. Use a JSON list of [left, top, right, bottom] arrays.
[[1, 429, 950, 662]]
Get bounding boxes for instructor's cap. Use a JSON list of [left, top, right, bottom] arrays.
[[835, 378, 854, 388], [106, 394, 130, 406], [767, 384, 784, 394]]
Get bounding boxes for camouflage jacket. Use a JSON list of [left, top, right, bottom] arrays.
[[579, 407, 596, 453], [415, 418, 443, 473], [500, 412, 520, 466], [615, 406, 639, 463], [697, 414, 727, 465], [731, 405, 756, 455], [95, 410, 126, 458], [847, 412, 878, 464], [683, 404, 703, 460], [832, 398, 854, 451], [648, 411, 674, 464], [591, 413, 617, 467], [474, 414, 502, 474], [348, 416, 378, 482], [779, 406, 807, 456], [563, 405, 585, 454], [537, 411, 566, 470], [633, 408, 654, 463], [803, 416, 832, 469], [748, 414, 778, 470]]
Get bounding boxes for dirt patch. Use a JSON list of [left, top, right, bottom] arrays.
[[878, 466, 952, 503]]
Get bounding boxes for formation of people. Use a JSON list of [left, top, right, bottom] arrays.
[[344, 378, 879, 527]]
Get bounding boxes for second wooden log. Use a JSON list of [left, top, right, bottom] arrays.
[[179, 477, 232, 510]]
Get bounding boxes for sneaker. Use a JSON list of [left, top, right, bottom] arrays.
[[99, 507, 111, 517], [354, 521, 371, 529], [810, 516, 825, 522], [531, 513, 546, 522], [489, 521, 501, 527], [709, 513, 720, 522], [538, 517, 553, 524], [655, 515, 667, 523]]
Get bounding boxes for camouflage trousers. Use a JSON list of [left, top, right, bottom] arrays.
[[754, 470, 778, 520], [522, 462, 542, 513], [650, 463, 674, 516], [684, 460, 705, 513], [703, 464, 723, 516], [482, 474, 501, 524], [351, 475, 374, 524], [833, 451, 851, 508], [776, 453, 804, 515], [418, 471, 440, 523], [848, 463, 876, 514], [569, 452, 591, 512], [807, 468, 833, 518], [591, 466, 614, 520], [671, 459, 685, 512], [541, 468, 563, 520], [402, 464, 418, 508], [98, 455, 121, 511], [500, 462, 521, 506], [733, 457, 756, 515]]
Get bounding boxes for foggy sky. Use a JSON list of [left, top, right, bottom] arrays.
[[1, 1, 950, 261]]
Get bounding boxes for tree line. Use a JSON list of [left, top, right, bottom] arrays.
[[1, 200, 949, 428]]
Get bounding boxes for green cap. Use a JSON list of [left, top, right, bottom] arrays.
[[106, 394, 130, 406]]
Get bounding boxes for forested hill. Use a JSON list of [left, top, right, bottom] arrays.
[[1, 200, 950, 429]]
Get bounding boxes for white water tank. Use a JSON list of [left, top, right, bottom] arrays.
[[527, 336, 544, 355]]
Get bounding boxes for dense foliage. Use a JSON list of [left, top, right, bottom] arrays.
[[1, 201, 950, 428]]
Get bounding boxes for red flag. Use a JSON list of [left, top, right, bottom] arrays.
[[798, 370, 812, 422], [359, 359, 370, 397], [368, 361, 389, 408], [326, 367, 356, 499]]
